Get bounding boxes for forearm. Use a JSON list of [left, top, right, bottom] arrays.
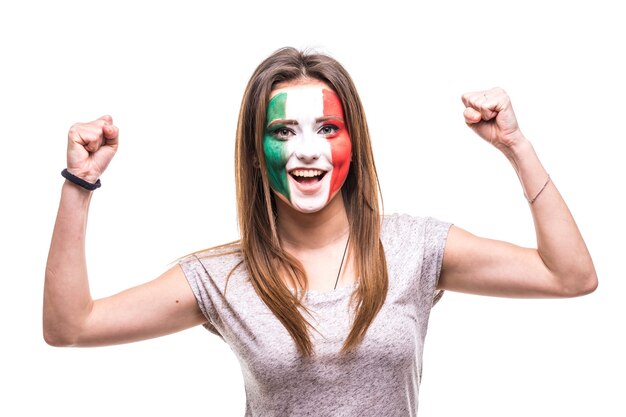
[[43, 181, 95, 345], [505, 137, 597, 295]]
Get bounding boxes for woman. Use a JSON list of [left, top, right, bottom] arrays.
[[44, 47, 597, 416]]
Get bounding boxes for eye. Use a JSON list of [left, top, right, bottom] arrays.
[[318, 125, 339, 137], [271, 127, 294, 140]]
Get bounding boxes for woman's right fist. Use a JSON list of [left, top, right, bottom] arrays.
[[66, 115, 119, 184]]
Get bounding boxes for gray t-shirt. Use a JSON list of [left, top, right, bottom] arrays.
[[179, 214, 451, 416]]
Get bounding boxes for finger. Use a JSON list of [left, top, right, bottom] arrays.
[[463, 107, 482, 124], [462, 90, 499, 121], [103, 124, 119, 146], [69, 123, 105, 153], [83, 115, 113, 129], [478, 97, 499, 121], [69, 115, 116, 151], [83, 129, 103, 153], [97, 114, 113, 125], [461, 91, 483, 108], [462, 87, 507, 103]]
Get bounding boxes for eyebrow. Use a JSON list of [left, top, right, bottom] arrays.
[[267, 119, 297, 129], [316, 116, 344, 123], [266, 116, 344, 129]]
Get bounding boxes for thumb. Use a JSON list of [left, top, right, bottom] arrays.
[[103, 124, 119, 147]]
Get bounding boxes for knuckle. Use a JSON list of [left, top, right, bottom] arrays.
[[68, 125, 85, 142]]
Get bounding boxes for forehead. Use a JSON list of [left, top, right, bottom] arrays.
[[270, 79, 331, 97], [267, 81, 343, 121]]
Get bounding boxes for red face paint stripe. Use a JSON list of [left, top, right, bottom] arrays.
[[323, 89, 352, 199], [323, 88, 343, 117]]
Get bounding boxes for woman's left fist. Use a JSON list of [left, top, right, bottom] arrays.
[[462, 87, 525, 151]]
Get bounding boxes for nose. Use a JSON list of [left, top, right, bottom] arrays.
[[294, 134, 321, 162]]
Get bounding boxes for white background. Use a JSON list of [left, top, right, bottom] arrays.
[[1, 1, 624, 416]]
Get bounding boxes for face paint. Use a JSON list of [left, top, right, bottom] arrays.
[[264, 92, 291, 200], [323, 89, 351, 198], [263, 83, 352, 213]]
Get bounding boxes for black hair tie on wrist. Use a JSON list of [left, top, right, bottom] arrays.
[[61, 169, 102, 191]]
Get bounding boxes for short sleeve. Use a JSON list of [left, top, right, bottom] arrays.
[[422, 216, 452, 306], [381, 214, 451, 307], [178, 254, 222, 336]]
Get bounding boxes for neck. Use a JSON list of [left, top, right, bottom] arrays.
[[275, 193, 349, 251]]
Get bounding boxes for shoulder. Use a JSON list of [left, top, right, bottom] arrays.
[[178, 241, 245, 283], [381, 213, 451, 247], [381, 214, 451, 303]]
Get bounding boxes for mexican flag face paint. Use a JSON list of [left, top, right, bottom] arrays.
[[263, 83, 352, 213]]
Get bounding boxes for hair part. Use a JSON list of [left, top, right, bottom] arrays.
[[235, 47, 387, 356]]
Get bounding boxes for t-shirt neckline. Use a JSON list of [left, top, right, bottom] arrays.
[[291, 280, 358, 302]]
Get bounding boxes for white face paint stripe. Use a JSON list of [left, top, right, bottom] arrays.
[[284, 87, 325, 121], [283, 87, 331, 213], [283, 88, 333, 167]]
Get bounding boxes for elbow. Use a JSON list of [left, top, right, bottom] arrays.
[[43, 320, 80, 347], [43, 330, 73, 347], [558, 269, 598, 298], [578, 270, 598, 296]]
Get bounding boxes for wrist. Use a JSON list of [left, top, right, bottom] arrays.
[[62, 169, 101, 191], [62, 180, 94, 203], [501, 134, 533, 162], [65, 163, 101, 184]]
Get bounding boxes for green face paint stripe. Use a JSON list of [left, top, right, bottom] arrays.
[[266, 92, 287, 123], [264, 92, 290, 200], [263, 135, 290, 200]]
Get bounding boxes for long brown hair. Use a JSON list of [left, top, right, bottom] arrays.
[[235, 47, 387, 356]]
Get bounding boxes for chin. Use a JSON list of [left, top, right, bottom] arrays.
[[292, 201, 326, 214]]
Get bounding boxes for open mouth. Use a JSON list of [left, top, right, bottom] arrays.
[[289, 169, 327, 184]]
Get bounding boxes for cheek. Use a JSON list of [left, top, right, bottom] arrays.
[[263, 136, 291, 200], [329, 132, 352, 196]]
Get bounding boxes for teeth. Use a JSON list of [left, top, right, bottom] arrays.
[[291, 169, 323, 178]]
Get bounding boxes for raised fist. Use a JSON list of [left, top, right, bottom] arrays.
[[66, 115, 119, 184], [462, 87, 525, 151]]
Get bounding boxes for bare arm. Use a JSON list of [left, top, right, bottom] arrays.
[[438, 88, 597, 298], [43, 116, 205, 347]]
